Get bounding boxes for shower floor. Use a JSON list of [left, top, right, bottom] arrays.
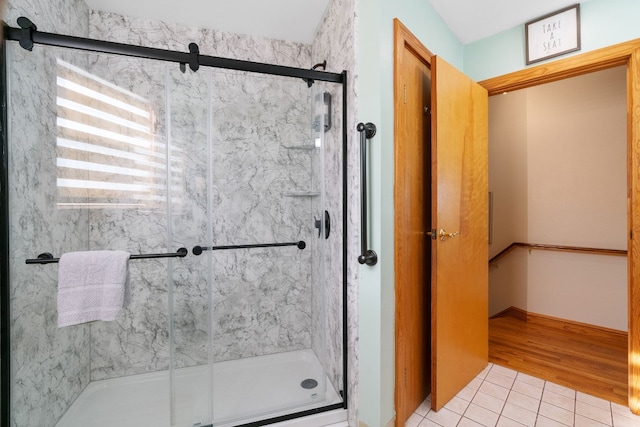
[[55, 349, 344, 427]]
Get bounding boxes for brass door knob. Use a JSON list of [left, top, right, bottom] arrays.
[[439, 229, 459, 241]]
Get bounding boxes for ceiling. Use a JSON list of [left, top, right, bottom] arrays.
[[428, 0, 588, 45], [83, 0, 588, 46]]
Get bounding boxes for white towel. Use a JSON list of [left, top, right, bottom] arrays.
[[57, 250, 131, 328]]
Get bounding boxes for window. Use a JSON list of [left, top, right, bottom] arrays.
[[55, 59, 168, 209]]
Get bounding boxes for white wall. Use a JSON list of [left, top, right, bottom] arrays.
[[488, 90, 529, 316], [526, 67, 627, 250], [489, 66, 628, 331], [489, 90, 528, 259]]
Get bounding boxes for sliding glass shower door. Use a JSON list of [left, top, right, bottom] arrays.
[[5, 36, 345, 427], [166, 65, 344, 425], [166, 66, 214, 426]]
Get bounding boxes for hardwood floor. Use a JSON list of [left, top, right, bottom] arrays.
[[489, 308, 628, 405]]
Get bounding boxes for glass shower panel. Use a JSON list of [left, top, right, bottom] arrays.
[[166, 66, 213, 426], [7, 41, 181, 426], [7, 41, 93, 427], [204, 69, 339, 425]]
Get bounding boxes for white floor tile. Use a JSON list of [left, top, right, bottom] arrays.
[[577, 392, 612, 411], [425, 406, 462, 426], [472, 391, 506, 414], [535, 415, 568, 427], [501, 402, 537, 427], [507, 390, 541, 412], [415, 399, 431, 417], [418, 418, 446, 427], [612, 411, 640, 427], [544, 382, 576, 400], [477, 364, 493, 380], [459, 417, 487, 427], [406, 368, 640, 427], [512, 380, 543, 400], [575, 401, 613, 425], [486, 371, 516, 389], [464, 403, 500, 427], [457, 385, 480, 401], [516, 373, 545, 389], [610, 402, 631, 416], [405, 412, 425, 427], [490, 365, 518, 379], [444, 396, 471, 415], [538, 401, 574, 426], [542, 389, 575, 412], [575, 413, 611, 427], [480, 381, 510, 401], [467, 377, 484, 390], [497, 416, 528, 427]]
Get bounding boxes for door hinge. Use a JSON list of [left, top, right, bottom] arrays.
[[427, 229, 437, 240]]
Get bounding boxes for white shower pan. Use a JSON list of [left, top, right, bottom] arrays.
[[55, 349, 346, 427]]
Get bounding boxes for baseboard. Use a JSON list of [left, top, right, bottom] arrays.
[[490, 306, 628, 338], [490, 306, 527, 320]]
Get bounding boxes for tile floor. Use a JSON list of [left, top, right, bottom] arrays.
[[405, 363, 640, 427]]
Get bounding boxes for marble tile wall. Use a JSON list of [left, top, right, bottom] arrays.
[[88, 11, 325, 376], [80, 52, 173, 379], [206, 70, 314, 362], [5, 1, 91, 425]]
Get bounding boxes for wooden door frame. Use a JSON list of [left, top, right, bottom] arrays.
[[393, 19, 434, 427], [394, 28, 640, 415], [479, 40, 640, 413]]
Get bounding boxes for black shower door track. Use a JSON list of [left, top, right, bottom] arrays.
[[0, 19, 349, 427], [3, 22, 345, 84]]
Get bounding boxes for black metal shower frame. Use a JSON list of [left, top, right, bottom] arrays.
[[0, 21, 349, 427]]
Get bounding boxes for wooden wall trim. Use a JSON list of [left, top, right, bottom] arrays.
[[628, 45, 640, 414], [492, 306, 629, 339], [490, 306, 528, 321], [479, 38, 640, 96], [393, 18, 433, 67], [393, 18, 433, 427], [489, 242, 628, 265]]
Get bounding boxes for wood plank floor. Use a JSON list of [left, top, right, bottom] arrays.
[[488, 309, 628, 405]]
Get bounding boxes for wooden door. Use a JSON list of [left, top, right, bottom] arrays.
[[394, 21, 433, 426], [430, 55, 489, 410]]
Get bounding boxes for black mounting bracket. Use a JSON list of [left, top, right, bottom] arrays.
[[16, 17, 37, 51], [188, 42, 199, 72], [179, 42, 200, 73], [314, 210, 331, 239], [304, 60, 327, 87]]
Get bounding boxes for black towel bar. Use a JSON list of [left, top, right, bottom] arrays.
[[25, 248, 189, 264], [192, 241, 306, 255]]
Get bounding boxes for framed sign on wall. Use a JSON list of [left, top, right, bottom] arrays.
[[525, 4, 581, 65]]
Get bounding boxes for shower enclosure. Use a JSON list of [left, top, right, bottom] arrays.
[[0, 19, 347, 427]]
